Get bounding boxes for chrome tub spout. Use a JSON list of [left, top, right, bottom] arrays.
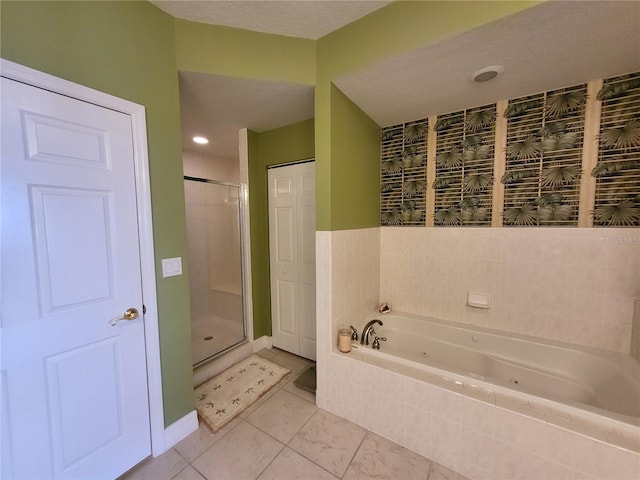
[[361, 319, 383, 345]]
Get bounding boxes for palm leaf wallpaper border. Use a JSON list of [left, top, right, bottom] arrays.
[[502, 83, 586, 227], [379, 70, 640, 228], [434, 104, 496, 226], [380, 119, 427, 226], [593, 72, 640, 227]]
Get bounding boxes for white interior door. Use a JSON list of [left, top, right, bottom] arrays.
[[268, 162, 316, 360], [1, 78, 151, 479]]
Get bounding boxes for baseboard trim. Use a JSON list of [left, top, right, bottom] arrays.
[[252, 335, 273, 352], [157, 410, 198, 456]]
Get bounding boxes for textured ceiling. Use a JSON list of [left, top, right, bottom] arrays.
[[171, 1, 639, 159], [335, 1, 640, 126], [151, 0, 392, 39], [179, 72, 314, 158]]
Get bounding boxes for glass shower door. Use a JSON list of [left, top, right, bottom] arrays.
[[184, 177, 246, 366]]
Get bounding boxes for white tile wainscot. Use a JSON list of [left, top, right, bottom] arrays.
[[316, 228, 640, 480], [380, 227, 640, 354]]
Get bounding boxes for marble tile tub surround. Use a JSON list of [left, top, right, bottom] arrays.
[[381, 227, 640, 354], [316, 229, 640, 480]]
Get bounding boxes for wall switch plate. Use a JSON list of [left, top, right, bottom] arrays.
[[467, 291, 490, 309], [162, 257, 182, 277]]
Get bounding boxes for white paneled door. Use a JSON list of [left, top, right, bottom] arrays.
[[268, 162, 316, 360], [1, 78, 150, 479]]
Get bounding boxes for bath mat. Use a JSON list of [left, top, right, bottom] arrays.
[[195, 354, 291, 432], [293, 365, 316, 393]]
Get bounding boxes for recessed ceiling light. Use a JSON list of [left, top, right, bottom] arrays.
[[471, 65, 504, 83], [193, 136, 209, 145]]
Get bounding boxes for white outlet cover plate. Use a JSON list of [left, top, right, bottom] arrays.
[[162, 257, 182, 277]]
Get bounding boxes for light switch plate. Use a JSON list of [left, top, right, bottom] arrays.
[[162, 257, 182, 277]]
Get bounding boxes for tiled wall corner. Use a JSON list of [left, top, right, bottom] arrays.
[[315, 231, 332, 410], [380, 227, 640, 354], [318, 226, 380, 417], [631, 299, 640, 362], [330, 228, 381, 344]]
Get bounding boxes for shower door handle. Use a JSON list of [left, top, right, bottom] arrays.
[[110, 307, 139, 326]]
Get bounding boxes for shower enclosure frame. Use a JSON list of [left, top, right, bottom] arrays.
[[184, 175, 249, 366]]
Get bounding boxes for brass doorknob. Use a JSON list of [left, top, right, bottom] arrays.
[[110, 307, 139, 326]]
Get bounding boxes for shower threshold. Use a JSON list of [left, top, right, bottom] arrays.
[[192, 341, 253, 387]]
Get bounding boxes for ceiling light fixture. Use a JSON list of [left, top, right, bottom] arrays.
[[471, 65, 504, 83], [193, 136, 209, 145]]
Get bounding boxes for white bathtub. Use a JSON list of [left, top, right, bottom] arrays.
[[353, 312, 640, 428]]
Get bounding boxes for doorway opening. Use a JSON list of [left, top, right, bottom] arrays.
[[177, 71, 314, 372]]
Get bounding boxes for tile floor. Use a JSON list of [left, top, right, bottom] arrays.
[[120, 348, 469, 480]]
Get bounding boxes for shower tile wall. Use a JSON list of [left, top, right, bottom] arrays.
[[183, 150, 239, 183], [183, 150, 243, 364], [315, 228, 640, 480], [381, 227, 640, 354]]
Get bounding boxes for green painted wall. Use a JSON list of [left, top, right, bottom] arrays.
[[0, 0, 194, 426], [314, 1, 542, 230], [174, 19, 316, 84], [329, 86, 380, 229], [248, 120, 315, 338]]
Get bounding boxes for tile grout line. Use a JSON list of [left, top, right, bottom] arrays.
[[339, 430, 370, 479], [170, 462, 207, 480], [240, 379, 324, 479], [249, 403, 343, 480], [176, 416, 246, 472], [277, 408, 342, 479], [252, 440, 287, 480]]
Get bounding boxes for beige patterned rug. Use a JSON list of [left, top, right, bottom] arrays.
[[195, 354, 291, 432]]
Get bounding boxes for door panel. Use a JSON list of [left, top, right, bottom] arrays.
[[31, 187, 113, 313], [45, 338, 123, 472], [275, 207, 295, 266], [276, 280, 296, 335], [268, 162, 316, 360], [1, 78, 150, 479], [22, 111, 110, 168]]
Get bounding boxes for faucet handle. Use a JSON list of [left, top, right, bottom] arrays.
[[349, 325, 358, 341], [372, 336, 387, 350]]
